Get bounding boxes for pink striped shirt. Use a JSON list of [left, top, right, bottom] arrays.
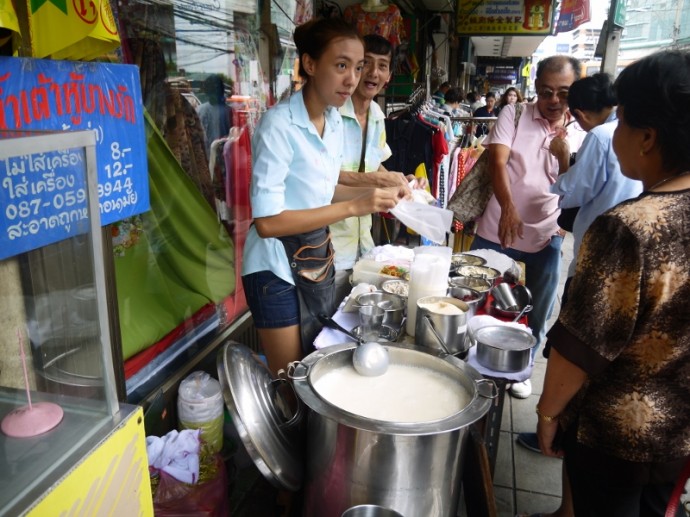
[[476, 103, 586, 252]]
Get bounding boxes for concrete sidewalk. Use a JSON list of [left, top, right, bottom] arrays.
[[491, 233, 574, 516]]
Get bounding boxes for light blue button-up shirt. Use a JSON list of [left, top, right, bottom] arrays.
[[242, 90, 344, 284], [550, 112, 643, 277]]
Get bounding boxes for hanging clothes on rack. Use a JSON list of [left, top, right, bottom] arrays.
[[445, 115, 497, 248], [383, 97, 452, 201]]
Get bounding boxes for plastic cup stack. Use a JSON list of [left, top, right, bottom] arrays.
[[406, 247, 452, 337]]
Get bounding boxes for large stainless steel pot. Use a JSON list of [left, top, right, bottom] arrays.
[[290, 344, 495, 517], [217, 342, 495, 517]]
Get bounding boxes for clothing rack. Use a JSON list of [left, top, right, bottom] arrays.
[[407, 85, 426, 107], [449, 116, 497, 149]]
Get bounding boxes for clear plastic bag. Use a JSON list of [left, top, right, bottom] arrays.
[[389, 200, 454, 244]]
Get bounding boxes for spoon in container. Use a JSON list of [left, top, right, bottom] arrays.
[[318, 314, 390, 377], [512, 304, 533, 323]]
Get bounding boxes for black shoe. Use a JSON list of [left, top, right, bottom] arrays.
[[516, 432, 541, 454]]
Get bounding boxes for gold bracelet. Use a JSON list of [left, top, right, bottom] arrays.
[[535, 406, 559, 422]]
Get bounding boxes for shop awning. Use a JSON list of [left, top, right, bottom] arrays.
[[471, 35, 547, 57]]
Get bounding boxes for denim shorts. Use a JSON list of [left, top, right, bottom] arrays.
[[242, 270, 300, 328]]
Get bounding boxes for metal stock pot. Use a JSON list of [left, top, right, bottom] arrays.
[[217, 342, 495, 517]]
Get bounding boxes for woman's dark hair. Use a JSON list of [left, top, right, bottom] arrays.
[[615, 50, 690, 173], [498, 87, 524, 107], [293, 18, 361, 79], [485, 91, 496, 100], [567, 73, 616, 114], [444, 87, 464, 104]]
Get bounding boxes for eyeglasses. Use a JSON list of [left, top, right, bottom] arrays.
[[538, 88, 569, 101]]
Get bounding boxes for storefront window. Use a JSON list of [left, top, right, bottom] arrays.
[[111, 0, 266, 398]]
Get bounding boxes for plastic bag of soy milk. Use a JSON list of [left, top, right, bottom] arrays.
[[177, 371, 224, 453]]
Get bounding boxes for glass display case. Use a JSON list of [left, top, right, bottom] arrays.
[[0, 130, 122, 514]]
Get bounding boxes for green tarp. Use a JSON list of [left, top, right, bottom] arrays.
[[114, 112, 235, 360]]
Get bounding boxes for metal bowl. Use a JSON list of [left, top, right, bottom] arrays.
[[351, 325, 400, 342], [512, 284, 533, 308], [453, 265, 501, 285], [381, 279, 409, 299], [448, 275, 493, 297], [451, 253, 487, 269], [447, 286, 485, 317], [490, 300, 533, 319], [356, 292, 406, 330]]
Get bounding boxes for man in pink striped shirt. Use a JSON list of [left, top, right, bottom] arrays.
[[470, 55, 586, 399]]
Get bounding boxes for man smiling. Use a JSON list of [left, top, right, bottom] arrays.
[[470, 55, 586, 398], [332, 34, 420, 304]]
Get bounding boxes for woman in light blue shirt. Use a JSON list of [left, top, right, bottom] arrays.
[[550, 73, 643, 283], [242, 18, 406, 374]]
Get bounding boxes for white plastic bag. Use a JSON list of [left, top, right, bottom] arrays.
[[389, 200, 454, 244]]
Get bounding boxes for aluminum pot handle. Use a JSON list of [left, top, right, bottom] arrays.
[[421, 315, 452, 356], [286, 360, 309, 381], [475, 378, 498, 400], [273, 369, 305, 430]]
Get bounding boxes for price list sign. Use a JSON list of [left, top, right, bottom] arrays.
[[0, 57, 149, 259], [1, 146, 92, 259]]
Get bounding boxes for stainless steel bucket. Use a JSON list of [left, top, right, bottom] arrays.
[[290, 344, 495, 517], [414, 296, 470, 355]]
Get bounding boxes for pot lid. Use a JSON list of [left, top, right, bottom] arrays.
[[475, 325, 536, 351], [217, 342, 303, 491]]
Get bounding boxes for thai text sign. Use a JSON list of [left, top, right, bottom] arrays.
[[0, 144, 93, 260], [0, 57, 149, 237], [457, 0, 556, 36]]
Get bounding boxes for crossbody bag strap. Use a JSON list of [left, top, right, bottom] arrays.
[[511, 103, 523, 143]]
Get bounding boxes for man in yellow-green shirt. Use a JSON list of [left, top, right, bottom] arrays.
[[332, 35, 413, 304]]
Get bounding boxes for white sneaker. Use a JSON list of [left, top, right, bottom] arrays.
[[509, 379, 532, 399]]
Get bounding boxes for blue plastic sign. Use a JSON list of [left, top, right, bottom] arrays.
[[1, 146, 92, 259], [0, 58, 149, 242]]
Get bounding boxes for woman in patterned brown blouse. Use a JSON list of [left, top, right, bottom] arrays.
[[536, 50, 690, 516]]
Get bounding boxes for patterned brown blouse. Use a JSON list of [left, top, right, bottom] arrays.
[[550, 189, 690, 463]]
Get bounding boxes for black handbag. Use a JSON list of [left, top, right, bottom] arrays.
[[279, 228, 337, 354], [557, 152, 580, 232]]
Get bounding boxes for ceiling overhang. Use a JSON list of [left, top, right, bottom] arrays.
[[470, 35, 547, 57]]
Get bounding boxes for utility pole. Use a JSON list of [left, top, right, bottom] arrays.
[[601, 0, 625, 76], [672, 0, 686, 47]]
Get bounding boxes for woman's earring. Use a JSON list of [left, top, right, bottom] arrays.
[[639, 150, 646, 156]]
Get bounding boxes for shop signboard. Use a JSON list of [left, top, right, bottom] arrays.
[[612, 0, 626, 28], [556, 0, 591, 33], [0, 57, 149, 246], [488, 67, 518, 83], [457, 0, 556, 35]]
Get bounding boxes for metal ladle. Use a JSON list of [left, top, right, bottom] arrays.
[[318, 314, 390, 377]]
